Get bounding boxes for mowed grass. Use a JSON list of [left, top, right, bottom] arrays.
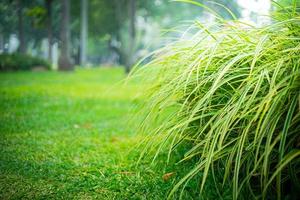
[[0, 68, 178, 199]]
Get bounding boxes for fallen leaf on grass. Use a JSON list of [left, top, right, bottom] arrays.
[[162, 172, 175, 181]]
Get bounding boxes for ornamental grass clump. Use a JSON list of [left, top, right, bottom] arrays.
[[134, 3, 300, 200]]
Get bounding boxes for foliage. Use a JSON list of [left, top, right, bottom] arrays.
[[0, 53, 50, 71], [0, 0, 17, 37], [135, 3, 300, 200], [0, 0, 241, 66], [26, 6, 47, 29]]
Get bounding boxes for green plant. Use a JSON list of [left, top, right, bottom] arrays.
[[134, 3, 300, 200], [0, 53, 50, 71]]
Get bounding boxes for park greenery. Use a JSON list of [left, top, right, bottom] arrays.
[[0, 0, 241, 72], [0, 0, 300, 199]]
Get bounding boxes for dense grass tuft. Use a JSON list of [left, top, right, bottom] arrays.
[[135, 5, 300, 200]]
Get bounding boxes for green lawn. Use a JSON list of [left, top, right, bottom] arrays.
[[0, 68, 178, 199]]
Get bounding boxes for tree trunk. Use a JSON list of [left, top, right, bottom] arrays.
[[17, 0, 26, 54], [0, 32, 4, 53], [113, 0, 125, 66], [80, 0, 88, 67], [46, 0, 53, 64], [58, 0, 73, 71], [126, 0, 136, 73]]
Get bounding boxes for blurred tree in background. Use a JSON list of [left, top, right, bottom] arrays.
[[58, 0, 73, 71], [0, 0, 245, 72]]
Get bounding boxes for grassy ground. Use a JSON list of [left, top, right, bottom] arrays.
[[0, 68, 180, 199]]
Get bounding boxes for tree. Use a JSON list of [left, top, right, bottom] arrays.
[[126, 0, 136, 73], [110, 0, 138, 72], [0, 0, 17, 52], [45, 0, 53, 63], [58, 0, 73, 71], [80, 0, 88, 66], [17, 0, 26, 54]]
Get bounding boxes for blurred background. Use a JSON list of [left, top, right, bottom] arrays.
[[0, 0, 280, 72]]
